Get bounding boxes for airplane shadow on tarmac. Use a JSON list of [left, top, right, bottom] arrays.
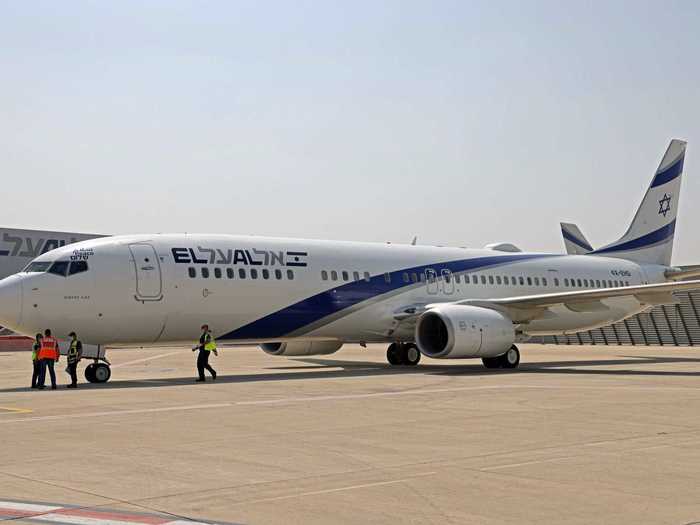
[[4, 354, 700, 393]]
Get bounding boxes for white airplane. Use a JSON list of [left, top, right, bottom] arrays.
[[0, 140, 698, 384]]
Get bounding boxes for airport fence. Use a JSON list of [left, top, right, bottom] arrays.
[[530, 290, 700, 346]]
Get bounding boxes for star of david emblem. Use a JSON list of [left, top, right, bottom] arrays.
[[658, 193, 672, 217]]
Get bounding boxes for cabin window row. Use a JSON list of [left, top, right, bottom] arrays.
[[187, 267, 295, 280], [321, 270, 372, 283]]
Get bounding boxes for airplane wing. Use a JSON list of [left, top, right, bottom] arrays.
[[444, 280, 700, 323]]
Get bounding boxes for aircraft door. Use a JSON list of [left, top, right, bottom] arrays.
[[128, 243, 163, 301]]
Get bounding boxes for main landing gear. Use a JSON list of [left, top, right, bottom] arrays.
[[482, 345, 520, 370], [386, 343, 421, 366], [85, 361, 112, 383]]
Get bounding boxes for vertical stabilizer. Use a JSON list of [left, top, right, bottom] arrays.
[[592, 139, 686, 266], [561, 223, 593, 255]]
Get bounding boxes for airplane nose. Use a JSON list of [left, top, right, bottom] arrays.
[[0, 276, 22, 330]]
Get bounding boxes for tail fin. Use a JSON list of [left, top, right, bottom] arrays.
[[561, 222, 593, 255], [592, 139, 687, 266]]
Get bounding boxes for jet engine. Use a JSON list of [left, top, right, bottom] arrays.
[[260, 341, 344, 357], [415, 305, 515, 359]]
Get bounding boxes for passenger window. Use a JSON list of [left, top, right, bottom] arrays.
[[488, 275, 494, 285], [596, 279, 600, 287], [411, 272, 418, 283], [542, 277, 548, 286], [287, 269, 294, 280], [614, 280, 619, 287], [564, 278, 569, 286], [322, 270, 328, 281], [419, 273, 426, 282], [384, 273, 391, 283], [342, 271, 349, 281], [503, 276, 509, 285], [353, 271, 360, 281], [534, 277, 540, 286], [262, 269, 270, 279], [519, 276, 524, 285], [527, 277, 532, 286], [403, 272, 410, 283], [251, 269, 258, 279], [48, 260, 69, 277], [364, 272, 371, 282], [481, 275, 487, 285], [201, 267, 209, 278], [464, 275, 470, 284], [227, 268, 234, 279], [576, 279, 582, 287], [602, 280, 607, 288], [455, 274, 461, 284], [583, 279, 588, 287], [275, 269, 282, 279], [608, 280, 613, 287], [68, 260, 89, 275], [554, 278, 559, 286], [214, 268, 222, 279], [496, 276, 501, 285], [188, 267, 196, 278], [331, 270, 338, 281], [625, 280, 630, 286], [239, 268, 246, 279]]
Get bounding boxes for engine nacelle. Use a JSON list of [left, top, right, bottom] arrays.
[[415, 305, 515, 359], [260, 341, 343, 357]]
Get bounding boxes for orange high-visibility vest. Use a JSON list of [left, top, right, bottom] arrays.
[[37, 336, 59, 360]]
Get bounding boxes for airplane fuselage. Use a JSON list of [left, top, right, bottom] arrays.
[[0, 234, 665, 347]]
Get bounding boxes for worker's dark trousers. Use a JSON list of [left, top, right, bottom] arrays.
[[197, 350, 216, 380], [38, 359, 57, 388], [31, 360, 40, 388], [67, 362, 78, 386]]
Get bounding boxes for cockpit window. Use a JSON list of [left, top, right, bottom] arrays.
[[48, 260, 70, 277], [23, 261, 51, 273], [69, 260, 89, 275]]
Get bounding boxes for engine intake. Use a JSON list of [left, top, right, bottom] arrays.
[[260, 341, 343, 357], [416, 305, 515, 359]]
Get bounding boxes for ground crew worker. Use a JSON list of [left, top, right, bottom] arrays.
[[31, 333, 42, 388], [65, 331, 83, 388], [192, 324, 218, 382], [37, 328, 59, 390]]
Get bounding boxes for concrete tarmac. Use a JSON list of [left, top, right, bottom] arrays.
[[1, 343, 700, 524]]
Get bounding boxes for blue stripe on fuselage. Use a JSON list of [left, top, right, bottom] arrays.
[[220, 253, 558, 340], [562, 229, 593, 252], [650, 156, 684, 188]]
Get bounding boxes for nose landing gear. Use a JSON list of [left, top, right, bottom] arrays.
[[85, 360, 111, 383], [386, 343, 421, 366]]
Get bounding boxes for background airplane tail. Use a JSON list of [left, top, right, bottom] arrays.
[[561, 223, 592, 255], [591, 139, 686, 267]]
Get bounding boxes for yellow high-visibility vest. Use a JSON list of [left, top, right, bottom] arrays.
[[204, 333, 217, 352]]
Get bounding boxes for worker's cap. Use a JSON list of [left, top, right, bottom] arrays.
[[201, 324, 209, 330], [68, 331, 76, 337]]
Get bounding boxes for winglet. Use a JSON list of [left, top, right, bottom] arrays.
[[560, 222, 593, 255]]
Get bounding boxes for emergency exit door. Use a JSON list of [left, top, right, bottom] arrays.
[[129, 243, 163, 300]]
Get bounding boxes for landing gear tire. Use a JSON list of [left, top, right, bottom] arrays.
[[93, 363, 112, 383], [387, 343, 402, 365], [481, 357, 501, 369], [85, 364, 97, 383], [500, 345, 520, 369], [85, 363, 111, 383], [403, 344, 421, 366]]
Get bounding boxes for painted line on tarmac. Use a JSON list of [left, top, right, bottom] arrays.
[[0, 499, 238, 525], [0, 405, 33, 414], [239, 472, 437, 505], [0, 403, 232, 424], [112, 351, 183, 369]]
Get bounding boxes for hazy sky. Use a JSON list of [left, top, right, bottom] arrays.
[[1, 1, 699, 262]]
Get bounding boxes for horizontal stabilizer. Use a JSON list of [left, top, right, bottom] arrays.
[[560, 223, 593, 255]]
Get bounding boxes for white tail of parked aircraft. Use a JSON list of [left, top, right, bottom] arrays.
[[0, 140, 696, 384]]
